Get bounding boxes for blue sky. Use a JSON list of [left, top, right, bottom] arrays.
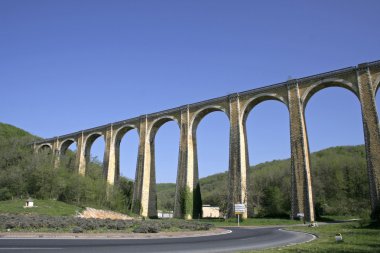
[[1, 0, 380, 182]]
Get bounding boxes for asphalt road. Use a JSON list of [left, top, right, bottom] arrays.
[[0, 227, 315, 253]]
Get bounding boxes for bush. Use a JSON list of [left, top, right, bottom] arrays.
[[5, 221, 16, 229], [19, 221, 30, 229], [116, 221, 126, 230], [0, 188, 12, 201], [0, 214, 213, 233], [72, 227, 83, 233]]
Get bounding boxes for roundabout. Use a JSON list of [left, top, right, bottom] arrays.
[[0, 226, 315, 253]]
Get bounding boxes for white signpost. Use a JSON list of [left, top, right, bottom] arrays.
[[296, 212, 305, 224], [234, 204, 246, 226]]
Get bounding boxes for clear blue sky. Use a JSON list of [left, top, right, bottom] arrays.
[[1, 1, 380, 183]]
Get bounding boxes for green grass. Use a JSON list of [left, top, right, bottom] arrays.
[[318, 215, 360, 221], [0, 122, 38, 139], [0, 199, 83, 216], [243, 221, 380, 253], [200, 217, 303, 227]]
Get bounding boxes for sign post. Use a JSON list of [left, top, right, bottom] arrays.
[[234, 204, 246, 227], [296, 213, 305, 224]]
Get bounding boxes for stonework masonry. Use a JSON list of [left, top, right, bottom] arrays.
[[34, 60, 380, 221]]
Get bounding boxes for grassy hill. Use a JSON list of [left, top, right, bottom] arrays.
[[0, 122, 39, 140]]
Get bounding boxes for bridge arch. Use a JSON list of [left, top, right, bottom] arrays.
[[36, 143, 53, 153], [302, 78, 359, 109], [144, 116, 181, 216], [190, 105, 230, 215], [84, 132, 104, 152], [59, 138, 76, 155], [305, 84, 368, 217], [243, 96, 290, 217], [148, 116, 179, 142], [114, 125, 139, 147], [241, 93, 288, 124], [190, 105, 228, 134], [58, 138, 77, 170], [83, 132, 105, 170], [113, 124, 139, 182]]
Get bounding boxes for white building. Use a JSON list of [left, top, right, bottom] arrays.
[[25, 198, 34, 207], [157, 210, 173, 218], [202, 205, 220, 218]]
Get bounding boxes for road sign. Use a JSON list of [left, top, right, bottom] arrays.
[[234, 204, 246, 214], [234, 204, 246, 227]]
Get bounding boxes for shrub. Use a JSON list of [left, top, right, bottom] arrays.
[[0, 188, 12, 201], [133, 223, 160, 233], [19, 221, 30, 229], [115, 221, 126, 230], [5, 221, 16, 229], [72, 227, 83, 233], [104, 220, 116, 230]]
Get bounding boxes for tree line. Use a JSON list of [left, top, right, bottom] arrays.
[[0, 123, 133, 214], [157, 146, 370, 219]]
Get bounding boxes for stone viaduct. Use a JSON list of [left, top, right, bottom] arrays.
[[34, 61, 380, 222]]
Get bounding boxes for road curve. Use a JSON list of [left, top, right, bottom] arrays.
[[0, 227, 315, 253]]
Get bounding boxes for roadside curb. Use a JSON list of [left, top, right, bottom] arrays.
[[0, 228, 231, 240], [279, 228, 317, 245]]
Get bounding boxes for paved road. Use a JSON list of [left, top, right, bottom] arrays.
[[0, 227, 315, 253]]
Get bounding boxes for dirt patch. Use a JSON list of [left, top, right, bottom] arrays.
[[76, 207, 133, 220]]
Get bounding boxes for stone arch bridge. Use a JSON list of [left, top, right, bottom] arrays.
[[34, 61, 380, 222]]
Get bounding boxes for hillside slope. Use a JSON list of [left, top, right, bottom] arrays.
[[157, 145, 369, 217], [0, 123, 133, 214], [0, 122, 38, 140]]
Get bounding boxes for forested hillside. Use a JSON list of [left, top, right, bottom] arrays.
[[0, 123, 38, 139], [0, 122, 133, 214], [157, 145, 370, 218]]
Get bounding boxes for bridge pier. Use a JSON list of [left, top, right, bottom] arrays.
[[53, 138, 60, 169], [288, 82, 315, 222], [175, 106, 201, 219], [228, 94, 249, 218], [357, 65, 380, 220], [132, 116, 157, 218], [103, 125, 118, 185], [75, 133, 86, 175]]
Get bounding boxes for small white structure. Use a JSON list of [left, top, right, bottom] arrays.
[[157, 210, 173, 218], [202, 205, 220, 218], [24, 198, 34, 208], [335, 233, 343, 242]]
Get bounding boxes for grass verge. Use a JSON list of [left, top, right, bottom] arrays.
[[243, 221, 380, 253], [0, 199, 83, 216], [200, 217, 303, 227]]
